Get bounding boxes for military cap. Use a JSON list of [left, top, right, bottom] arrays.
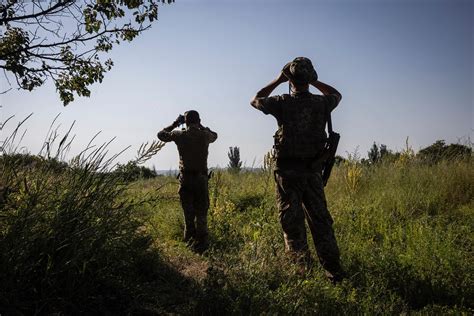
[[282, 57, 318, 84]]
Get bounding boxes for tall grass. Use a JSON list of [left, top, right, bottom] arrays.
[[134, 157, 473, 314], [0, 118, 189, 315], [2, 116, 472, 314]]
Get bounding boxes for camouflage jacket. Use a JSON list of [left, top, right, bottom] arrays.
[[158, 125, 217, 173], [253, 91, 338, 164]]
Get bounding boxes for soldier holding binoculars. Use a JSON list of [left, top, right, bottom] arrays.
[[250, 57, 345, 282], [158, 110, 218, 253]]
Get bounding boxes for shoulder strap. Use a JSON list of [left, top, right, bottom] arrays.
[[326, 104, 333, 134]]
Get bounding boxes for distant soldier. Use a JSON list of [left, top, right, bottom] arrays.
[[158, 110, 218, 253], [250, 57, 344, 282]]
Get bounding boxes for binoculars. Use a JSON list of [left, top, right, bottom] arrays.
[[175, 114, 185, 125]]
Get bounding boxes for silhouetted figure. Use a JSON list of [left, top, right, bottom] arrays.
[[158, 110, 217, 253], [250, 57, 344, 282]]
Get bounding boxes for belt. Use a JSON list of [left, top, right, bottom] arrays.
[[275, 158, 321, 172], [180, 169, 208, 176]]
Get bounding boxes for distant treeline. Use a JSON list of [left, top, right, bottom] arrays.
[[0, 154, 160, 183], [1, 140, 470, 183], [336, 139, 471, 165]]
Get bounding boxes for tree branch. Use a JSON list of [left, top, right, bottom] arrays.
[[0, 1, 73, 24]]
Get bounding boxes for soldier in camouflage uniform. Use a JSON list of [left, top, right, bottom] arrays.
[[250, 57, 344, 282], [158, 110, 218, 253]]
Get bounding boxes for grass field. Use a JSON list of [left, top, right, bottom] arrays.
[[1, 151, 473, 314], [131, 157, 473, 314]]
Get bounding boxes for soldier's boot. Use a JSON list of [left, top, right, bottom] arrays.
[[289, 249, 313, 276], [194, 215, 209, 254], [318, 250, 345, 283], [322, 258, 345, 284], [283, 229, 313, 274], [312, 230, 345, 283], [324, 269, 345, 284]]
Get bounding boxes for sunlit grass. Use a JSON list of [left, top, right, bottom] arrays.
[[129, 158, 473, 314], [1, 115, 472, 314]]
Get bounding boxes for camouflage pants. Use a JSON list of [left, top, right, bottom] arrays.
[[274, 170, 342, 275], [178, 172, 210, 250]]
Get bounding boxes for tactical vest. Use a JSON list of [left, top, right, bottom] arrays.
[[273, 94, 327, 159]]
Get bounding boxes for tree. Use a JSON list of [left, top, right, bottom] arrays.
[[368, 142, 379, 164], [227, 146, 242, 173], [417, 140, 471, 163], [368, 142, 391, 164], [379, 144, 388, 159], [0, 0, 174, 105]]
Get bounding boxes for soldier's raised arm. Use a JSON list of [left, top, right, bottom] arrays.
[[310, 80, 342, 111], [200, 124, 218, 143], [157, 115, 184, 142], [250, 71, 288, 109]]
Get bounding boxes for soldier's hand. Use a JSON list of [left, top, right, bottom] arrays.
[[173, 114, 185, 126], [277, 71, 289, 83]]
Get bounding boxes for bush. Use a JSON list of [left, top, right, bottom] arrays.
[[417, 140, 472, 163], [0, 137, 182, 315], [114, 161, 158, 182]]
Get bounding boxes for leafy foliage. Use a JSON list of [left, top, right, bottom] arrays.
[[367, 139, 471, 166], [367, 142, 397, 164], [115, 160, 158, 182], [0, 0, 174, 105], [0, 152, 67, 172], [368, 142, 380, 164], [417, 140, 471, 163]]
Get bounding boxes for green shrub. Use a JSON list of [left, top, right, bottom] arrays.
[[417, 140, 472, 163], [0, 149, 162, 314], [114, 161, 158, 182], [0, 119, 185, 316]]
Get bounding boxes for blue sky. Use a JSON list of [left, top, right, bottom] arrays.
[[1, 0, 472, 169]]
